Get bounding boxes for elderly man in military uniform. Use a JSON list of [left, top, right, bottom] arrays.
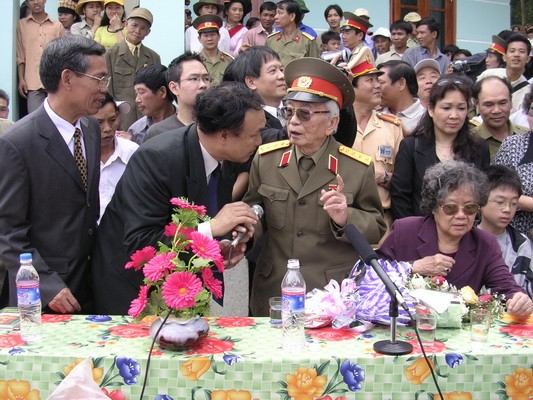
[[341, 11, 374, 66], [243, 58, 386, 316], [194, 14, 233, 86], [350, 57, 403, 238], [266, 0, 318, 68]]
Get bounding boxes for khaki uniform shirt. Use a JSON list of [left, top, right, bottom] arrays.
[[17, 14, 64, 90], [347, 43, 375, 68], [353, 111, 403, 210], [243, 136, 386, 316], [472, 120, 529, 161], [199, 49, 234, 86], [266, 28, 319, 67]]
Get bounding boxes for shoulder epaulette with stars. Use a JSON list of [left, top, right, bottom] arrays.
[[338, 145, 372, 165], [301, 31, 314, 41], [376, 111, 401, 126], [258, 140, 291, 155]]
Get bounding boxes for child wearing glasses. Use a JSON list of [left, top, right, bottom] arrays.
[[478, 165, 533, 298]]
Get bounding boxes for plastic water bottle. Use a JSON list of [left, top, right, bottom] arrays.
[[281, 259, 306, 352], [16, 253, 42, 341]]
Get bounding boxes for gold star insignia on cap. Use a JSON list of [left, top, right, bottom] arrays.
[[296, 76, 312, 89]]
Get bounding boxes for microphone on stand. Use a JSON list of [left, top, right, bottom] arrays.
[[343, 223, 413, 356], [230, 204, 264, 247]]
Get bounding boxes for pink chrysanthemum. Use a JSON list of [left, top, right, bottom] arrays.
[[170, 198, 207, 215], [189, 231, 223, 265], [143, 252, 176, 282], [128, 285, 150, 318], [201, 268, 223, 299], [125, 246, 157, 271], [164, 222, 178, 237], [162, 271, 203, 309]]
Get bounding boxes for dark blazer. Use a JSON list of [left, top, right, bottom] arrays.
[[91, 124, 237, 314], [105, 40, 161, 130], [390, 135, 490, 220], [377, 216, 526, 299], [0, 106, 100, 311]]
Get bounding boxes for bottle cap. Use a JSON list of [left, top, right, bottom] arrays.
[[20, 253, 32, 262], [287, 259, 300, 269]]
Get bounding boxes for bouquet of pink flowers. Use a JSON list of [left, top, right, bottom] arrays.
[[125, 198, 224, 321]]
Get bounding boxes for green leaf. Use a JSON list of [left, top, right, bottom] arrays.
[[497, 381, 506, 388], [99, 357, 117, 387], [92, 356, 105, 368], [316, 360, 330, 376], [406, 355, 420, 362], [0, 361, 8, 366], [329, 388, 349, 394], [56, 372, 65, 380], [278, 380, 288, 388], [276, 390, 288, 396], [463, 353, 479, 361], [414, 389, 425, 399], [106, 382, 124, 387]]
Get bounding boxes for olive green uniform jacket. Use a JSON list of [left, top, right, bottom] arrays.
[[243, 137, 386, 316], [266, 29, 319, 68]]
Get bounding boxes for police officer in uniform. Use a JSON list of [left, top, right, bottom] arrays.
[[341, 11, 374, 67], [350, 56, 403, 237], [266, 0, 318, 68], [194, 14, 234, 85], [243, 58, 386, 316]]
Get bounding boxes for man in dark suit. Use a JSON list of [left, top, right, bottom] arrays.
[[106, 8, 161, 131], [92, 82, 265, 314], [0, 35, 105, 313]]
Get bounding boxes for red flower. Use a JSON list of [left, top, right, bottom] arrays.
[[408, 339, 448, 354], [201, 268, 223, 299], [162, 271, 203, 309], [102, 388, 127, 400], [431, 276, 446, 286], [108, 324, 150, 338], [170, 198, 207, 215], [128, 285, 150, 318], [215, 317, 255, 328], [189, 231, 224, 268], [143, 252, 176, 282], [164, 222, 178, 237], [125, 246, 157, 271], [500, 324, 533, 338], [42, 314, 72, 323], [307, 327, 359, 341], [188, 337, 234, 354], [0, 334, 26, 348], [478, 294, 493, 303]]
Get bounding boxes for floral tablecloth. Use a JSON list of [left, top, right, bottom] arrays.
[[0, 314, 532, 400]]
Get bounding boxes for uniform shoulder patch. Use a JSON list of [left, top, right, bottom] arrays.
[[469, 119, 481, 128], [258, 140, 291, 155], [221, 51, 234, 60], [268, 31, 280, 38], [376, 112, 401, 126], [301, 31, 315, 41], [338, 146, 372, 165]]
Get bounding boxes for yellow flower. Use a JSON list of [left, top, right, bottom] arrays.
[[63, 359, 103, 384], [286, 367, 327, 400], [505, 367, 533, 400], [500, 313, 533, 324], [459, 286, 478, 305], [405, 357, 434, 385], [434, 392, 473, 400], [0, 379, 41, 400], [211, 389, 252, 400], [181, 357, 211, 381]]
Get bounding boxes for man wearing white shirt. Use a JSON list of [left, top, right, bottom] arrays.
[[0, 35, 105, 313], [185, 0, 230, 53]]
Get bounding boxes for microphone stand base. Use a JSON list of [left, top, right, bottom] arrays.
[[373, 339, 413, 356]]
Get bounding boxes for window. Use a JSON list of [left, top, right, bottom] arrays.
[[391, 0, 456, 48]]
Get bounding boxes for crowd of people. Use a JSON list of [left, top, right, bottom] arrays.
[[1, 0, 533, 320]]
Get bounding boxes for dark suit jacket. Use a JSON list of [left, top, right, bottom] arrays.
[[390, 135, 490, 220], [0, 106, 100, 311], [92, 124, 237, 314], [105, 40, 161, 130], [377, 216, 525, 299]]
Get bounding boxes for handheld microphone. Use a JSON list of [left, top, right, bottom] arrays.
[[342, 224, 410, 312], [230, 204, 264, 247]]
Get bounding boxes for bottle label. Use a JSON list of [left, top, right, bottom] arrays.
[[17, 282, 40, 306], [282, 289, 305, 313]]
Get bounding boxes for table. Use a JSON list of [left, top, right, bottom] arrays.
[[0, 314, 532, 400]]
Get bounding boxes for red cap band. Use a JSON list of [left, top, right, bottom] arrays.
[[343, 19, 368, 34], [288, 76, 344, 107]]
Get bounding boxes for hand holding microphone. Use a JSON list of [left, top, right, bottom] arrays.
[[230, 204, 264, 247]]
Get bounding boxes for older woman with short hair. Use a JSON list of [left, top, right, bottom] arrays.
[[378, 160, 533, 319]]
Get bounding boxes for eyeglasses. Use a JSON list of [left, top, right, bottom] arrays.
[[437, 79, 466, 87], [279, 106, 330, 122], [488, 199, 521, 211], [75, 71, 111, 87], [438, 203, 480, 216], [180, 76, 213, 84]]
